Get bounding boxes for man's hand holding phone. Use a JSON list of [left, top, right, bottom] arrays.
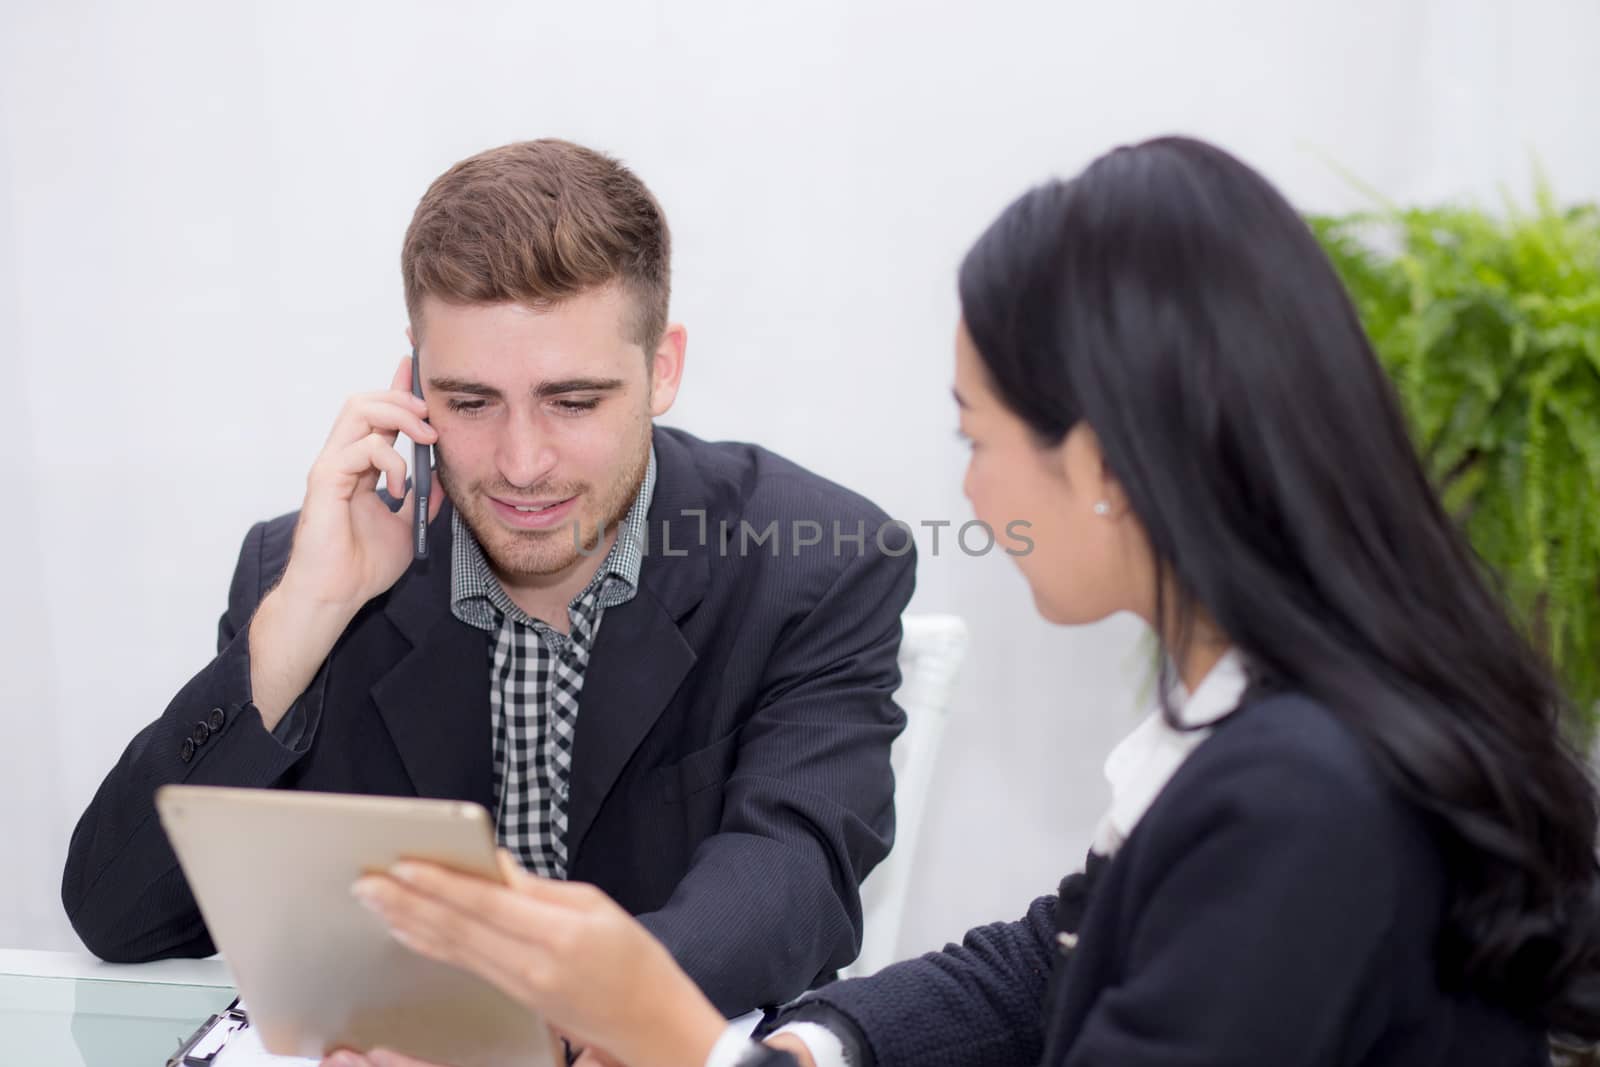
[[247, 356, 443, 731]]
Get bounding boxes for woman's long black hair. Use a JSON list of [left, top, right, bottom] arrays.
[[958, 136, 1600, 1037]]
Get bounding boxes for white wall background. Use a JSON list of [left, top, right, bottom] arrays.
[[3, 0, 1598, 964]]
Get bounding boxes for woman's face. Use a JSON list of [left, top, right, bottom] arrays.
[[954, 318, 1152, 626]]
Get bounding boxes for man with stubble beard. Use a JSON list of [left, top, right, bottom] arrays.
[[63, 139, 915, 1019]]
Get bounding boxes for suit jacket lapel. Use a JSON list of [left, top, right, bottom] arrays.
[[566, 428, 710, 859], [371, 505, 495, 807]]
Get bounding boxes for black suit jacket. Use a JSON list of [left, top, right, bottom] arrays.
[[62, 426, 916, 1015], [767, 690, 1548, 1066]]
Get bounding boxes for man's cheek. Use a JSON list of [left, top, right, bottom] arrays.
[[429, 442, 463, 503]]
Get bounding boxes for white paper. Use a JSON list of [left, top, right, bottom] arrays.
[[212, 1021, 320, 1066]]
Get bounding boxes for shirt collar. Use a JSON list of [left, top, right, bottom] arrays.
[[450, 444, 657, 632], [1092, 647, 1250, 855]]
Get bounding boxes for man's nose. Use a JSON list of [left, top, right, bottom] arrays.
[[495, 417, 557, 489]]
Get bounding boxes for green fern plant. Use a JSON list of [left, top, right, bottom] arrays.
[[1308, 183, 1600, 724]]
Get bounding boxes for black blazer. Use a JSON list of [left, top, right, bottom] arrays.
[[62, 426, 916, 1015], [765, 690, 1548, 1066]]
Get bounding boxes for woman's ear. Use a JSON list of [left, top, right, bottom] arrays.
[[1065, 422, 1131, 519], [1096, 467, 1133, 520]]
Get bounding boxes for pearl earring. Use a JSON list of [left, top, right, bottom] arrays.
[[1093, 501, 1111, 516]]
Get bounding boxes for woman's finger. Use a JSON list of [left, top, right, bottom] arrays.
[[367, 1048, 454, 1067], [402, 855, 610, 912], [378, 903, 569, 1032], [493, 853, 613, 909], [376, 902, 536, 996], [496, 848, 525, 886], [320, 1051, 374, 1067], [354, 875, 560, 995], [386, 860, 604, 942]]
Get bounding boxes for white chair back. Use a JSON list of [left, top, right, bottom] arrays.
[[844, 613, 968, 978]]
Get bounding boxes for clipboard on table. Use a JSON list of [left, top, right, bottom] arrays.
[[166, 1000, 559, 1067], [165, 999, 254, 1066], [166, 1000, 324, 1065]]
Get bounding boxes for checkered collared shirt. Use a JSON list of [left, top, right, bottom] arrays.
[[450, 447, 655, 878]]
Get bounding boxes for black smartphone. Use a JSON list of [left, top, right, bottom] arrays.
[[410, 345, 431, 560]]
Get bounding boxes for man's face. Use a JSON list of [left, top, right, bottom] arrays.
[[414, 288, 684, 587]]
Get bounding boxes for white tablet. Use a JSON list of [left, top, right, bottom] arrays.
[[156, 785, 554, 1067]]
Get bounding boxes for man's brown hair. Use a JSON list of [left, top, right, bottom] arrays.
[[402, 139, 671, 350]]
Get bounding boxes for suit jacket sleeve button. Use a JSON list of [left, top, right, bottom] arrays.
[[180, 738, 195, 763], [192, 721, 211, 746], [208, 707, 226, 731]]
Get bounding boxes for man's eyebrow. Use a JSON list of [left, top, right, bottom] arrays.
[[428, 377, 503, 398], [535, 378, 625, 398], [426, 376, 626, 399], [951, 387, 970, 410]]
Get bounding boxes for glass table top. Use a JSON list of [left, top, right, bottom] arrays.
[[0, 971, 237, 1067]]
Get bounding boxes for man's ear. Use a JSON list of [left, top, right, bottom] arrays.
[[648, 323, 687, 418], [405, 324, 416, 349]]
